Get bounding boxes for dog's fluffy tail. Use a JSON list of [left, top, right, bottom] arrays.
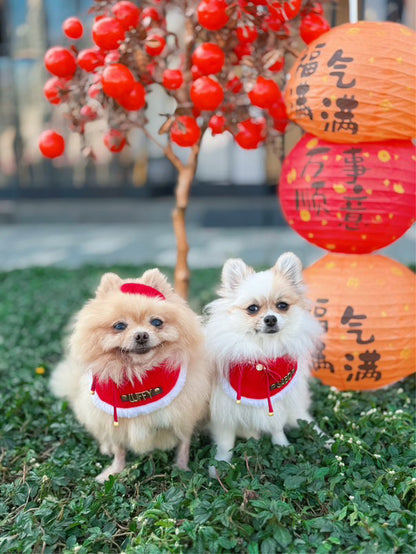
[[50, 359, 81, 400]]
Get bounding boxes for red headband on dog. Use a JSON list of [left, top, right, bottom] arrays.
[[120, 283, 165, 299]]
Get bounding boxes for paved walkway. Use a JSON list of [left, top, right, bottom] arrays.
[[0, 199, 414, 271]]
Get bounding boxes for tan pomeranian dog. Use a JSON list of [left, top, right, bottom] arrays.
[[205, 253, 323, 475], [50, 269, 211, 482]]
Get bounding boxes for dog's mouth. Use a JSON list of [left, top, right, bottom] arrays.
[[255, 327, 279, 335], [121, 342, 165, 356], [262, 328, 279, 334]]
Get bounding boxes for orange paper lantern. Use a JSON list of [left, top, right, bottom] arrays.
[[279, 134, 416, 253], [304, 253, 415, 391], [285, 21, 416, 143]]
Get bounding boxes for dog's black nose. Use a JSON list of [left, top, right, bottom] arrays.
[[135, 332, 149, 344], [264, 315, 277, 327]]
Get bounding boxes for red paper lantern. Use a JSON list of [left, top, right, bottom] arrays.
[[304, 253, 415, 391], [279, 134, 416, 253], [285, 21, 416, 143]]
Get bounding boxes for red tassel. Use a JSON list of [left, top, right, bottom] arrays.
[[263, 365, 274, 416], [236, 365, 243, 404], [112, 382, 119, 427]]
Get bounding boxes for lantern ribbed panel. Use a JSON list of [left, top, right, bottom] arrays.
[[285, 21, 416, 143], [304, 254, 416, 391], [279, 134, 416, 253]]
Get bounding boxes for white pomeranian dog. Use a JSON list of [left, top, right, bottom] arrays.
[[205, 252, 323, 474], [50, 269, 211, 482]]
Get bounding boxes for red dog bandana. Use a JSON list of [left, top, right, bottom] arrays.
[[223, 357, 298, 416], [90, 361, 187, 426]]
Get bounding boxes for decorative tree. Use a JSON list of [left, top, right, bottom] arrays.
[[39, 0, 330, 298]]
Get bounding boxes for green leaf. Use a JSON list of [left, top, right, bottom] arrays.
[[337, 506, 348, 521], [284, 475, 306, 490], [380, 494, 401, 512], [260, 537, 277, 554], [247, 543, 260, 554], [273, 525, 292, 547], [314, 467, 330, 480]]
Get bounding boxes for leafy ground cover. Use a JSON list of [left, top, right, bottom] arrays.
[[0, 266, 414, 553]]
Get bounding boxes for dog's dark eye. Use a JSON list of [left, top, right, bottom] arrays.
[[247, 304, 260, 314], [276, 302, 289, 311], [113, 322, 127, 331], [150, 318, 163, 327]]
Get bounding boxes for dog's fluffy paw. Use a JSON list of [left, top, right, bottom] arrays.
[[174, 462, 191, 472], [95, 468, 114, 483], [272, 431, 290, 447]]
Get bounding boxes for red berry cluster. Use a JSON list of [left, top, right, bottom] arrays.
[[39, 0, 330, 158]]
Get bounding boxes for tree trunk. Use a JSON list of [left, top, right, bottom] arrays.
[[142, 129, 203, 299], [172, 164, 196, 299]]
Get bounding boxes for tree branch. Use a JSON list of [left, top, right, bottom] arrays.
[[284, 45, 301, 59], [142, 126, 184, 172]]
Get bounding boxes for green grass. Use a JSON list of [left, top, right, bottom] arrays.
[[0, 266, 415, 553]]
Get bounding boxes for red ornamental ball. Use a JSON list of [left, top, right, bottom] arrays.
[[88, 83, 102, 99], [77, 48, 104, 72], [268, 96, 288, 132], [269, 0, 302, 22], [117, 81, 146, 110], [192, 43, 225, 75], [233, 42, 253, 62], [80, 105, 98, 121], [44, 46, 77, 78], [162, 69, 184, 90], [264, 11, 283, 32], [62, 17, 83, 40], [43, 76, 69, 105], [190, 76, 224, 111], [300, 12, 331, 44], [248, 77, 282, 109], [268, 52, 285, 72], [141, 7, 162, 25], [227, 76, 243, 93], [197, 0, 229, 31], [191, 64, 204, 81], [104, 50, 121, 64], [236, 25, 258, 43], [234, 118, 266, 149], [111, 1, 141, 30], [306, 1, 325, 15], [170, 116, 201, 147], [92, 17, 126, 51], [104, 129, 127, 152], [279, 134, 416, 253], [209, 114, 226, 135], [38, 130, 65, 158], [101, 63, 135, 99], [145, 34, 166, 56]]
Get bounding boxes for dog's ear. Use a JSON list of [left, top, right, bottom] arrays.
[[274, 252, 304, 291], [219, 258, 254, 295], [140, 268, 174, 296], [96, 272, 122, 295]]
